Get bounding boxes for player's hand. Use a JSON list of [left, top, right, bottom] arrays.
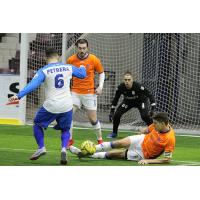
[[109, 108, 115, 122], [9, 95, 19, 102], [138, 159, 149, 165], [149, 111, 154, 117], [95, 87, 102, 95]]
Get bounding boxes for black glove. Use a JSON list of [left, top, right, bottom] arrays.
[[149, 104, 156, 117], [109, 107, 115, 122]]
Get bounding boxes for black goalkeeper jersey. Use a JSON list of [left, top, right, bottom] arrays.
[[111, 81, 155, 106]]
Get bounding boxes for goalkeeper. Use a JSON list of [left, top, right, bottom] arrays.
[[107, 71, 156, 138]]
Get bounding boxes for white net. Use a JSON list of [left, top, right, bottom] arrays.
[[25, 33, 200, 133]]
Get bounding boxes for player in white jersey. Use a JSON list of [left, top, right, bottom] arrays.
[[9, 48, 86, 165]]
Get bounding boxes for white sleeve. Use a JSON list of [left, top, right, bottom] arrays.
[[98, 72, 105, 90]]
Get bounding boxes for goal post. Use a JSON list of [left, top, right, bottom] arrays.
[[19, 33, 28, 125], [21, 33, 200, 134]]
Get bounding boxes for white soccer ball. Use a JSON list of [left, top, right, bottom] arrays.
[[80, 140, 96, 156]]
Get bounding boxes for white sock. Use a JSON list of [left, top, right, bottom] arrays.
[[91, 152, 106, 159], [92, 120, 102, 140], [61, 147, 66, 152], [94, 128, 102, 140], [95, 142, 112, 152]]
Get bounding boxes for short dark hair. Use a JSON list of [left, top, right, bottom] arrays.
[[75, 38, 89, 47], [45, 47, 58, 58], [124, 70, 133, 76], [153, 112, 169, 125]]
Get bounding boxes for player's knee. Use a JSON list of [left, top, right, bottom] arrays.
[[61, 128, 70, 132], [113, 111, 122, 120], [33, 123, 43, 129], [91, 120, 101, 130], [105, 152, 112, 159], [141, 115, 152, 125]]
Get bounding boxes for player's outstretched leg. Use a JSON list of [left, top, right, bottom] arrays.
[[91, 150, 126, 160], [30, 124, 46, 160]]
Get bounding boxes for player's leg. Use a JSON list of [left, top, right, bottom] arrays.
[[91, 150, 127, 160], [107, 102, 133, 138], [138, 100, 152, 126], [55, 109, 73, 165], [126, 134, 145, 161], [31, 107, 57, 160], [68, 105, 79, 146], [83, 94, 103, 144], [69, 92, 82, 146], [95, 136, 131, 152], [86, 109, 103, 144]]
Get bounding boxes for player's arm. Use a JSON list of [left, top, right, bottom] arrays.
[[10, 70, 45, 102], [93, 56, 105, 95], [111, 85, 123, 107], [95, 72, 105, 95], [72, 65, 86, 79], [138, 152, 172, 165], [138, 127, 149, 134], [109, 85, 123, 122], [138, 83, 156, 114]]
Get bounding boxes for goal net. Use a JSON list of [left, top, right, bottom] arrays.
[[24, 33, 200, 134]]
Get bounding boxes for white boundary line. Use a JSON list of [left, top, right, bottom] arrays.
[[0, 147, 200, 165]]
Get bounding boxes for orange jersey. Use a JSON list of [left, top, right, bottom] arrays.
[[142, 124, 175, 159], [67, 54, 104, 94]]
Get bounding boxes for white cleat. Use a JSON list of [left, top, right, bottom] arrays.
[[30, 147, 46, 160], [69, 145, 81, 155]]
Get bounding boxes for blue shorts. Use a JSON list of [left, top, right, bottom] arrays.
[[34, 107, 73, 131]]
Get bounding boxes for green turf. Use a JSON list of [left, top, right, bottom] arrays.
[[0, 125, 200, 166]]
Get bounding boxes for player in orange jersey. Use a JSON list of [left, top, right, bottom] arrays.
[[67, 39, 105, 145], [70, 112, 175, 164]]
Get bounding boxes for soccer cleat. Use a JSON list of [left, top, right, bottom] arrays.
[[70, 147, 88, 159], [106, 132, 118, 139], [69, 145, 81, 155], [60, 151, 68, 165], [77, 152, 86, 159], [30, 147, 46, 160], [97, 139, 103, 144]]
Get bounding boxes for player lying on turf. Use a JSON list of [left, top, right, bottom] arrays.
[[9, 48, 86, 165], [70, 112, 175, 165]]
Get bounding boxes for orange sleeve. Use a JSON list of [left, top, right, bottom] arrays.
[[164, 137, 175, 152], [66, 57, 71, 64], [147, 124, 154, 132], [94, 56, 104, 73]]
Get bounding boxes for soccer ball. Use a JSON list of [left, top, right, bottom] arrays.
[[80, 140, 96, 156]]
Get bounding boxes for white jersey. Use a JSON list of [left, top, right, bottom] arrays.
[[41, 62, 73, 113], [17, 62, 86, 114]]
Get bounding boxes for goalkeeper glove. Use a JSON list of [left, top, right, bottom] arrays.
[[109, 106, 115, 122], [149, 103, 156, 117]]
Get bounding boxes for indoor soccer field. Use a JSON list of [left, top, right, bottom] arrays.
[[0, 125, 200, 166]]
